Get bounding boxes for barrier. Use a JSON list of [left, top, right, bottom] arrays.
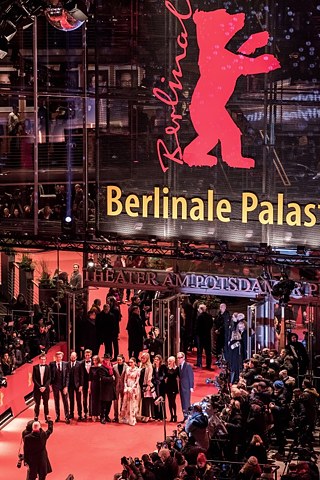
[[0, 342, 67, 422]]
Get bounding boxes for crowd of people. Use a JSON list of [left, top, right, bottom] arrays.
[[113, 344, 319, 480], [0, 182, 94, 221], [0, 294, 57, 381], [31, 348, 194, 427]]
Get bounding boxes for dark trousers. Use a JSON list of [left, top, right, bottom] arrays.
[[104, 338, 112, 357], [154, 398, 166, 420], [274, 425, 286, 454], [68, 386, 82, 417], [33, 388, 49, 418], [114, 391, 124, 420], [82, 387, 91, 416], [167, 392, 177, 419], [28, 471, 46, 480], [112, 336, 119, 359], [197, 336, 212, 368], [52, 385, 69, 419], [101, 400, 112, 419], [180, 390, 191, 419], [128, 345, 140, 362]]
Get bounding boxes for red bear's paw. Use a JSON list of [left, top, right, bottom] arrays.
[[224, 157, 255, 169], [183, 152, 218, 167]]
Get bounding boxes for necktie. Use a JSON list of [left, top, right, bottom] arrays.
[[58, 363, 61, 371]]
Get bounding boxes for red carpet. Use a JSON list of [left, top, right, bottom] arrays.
[[0, 251, 218, 480]]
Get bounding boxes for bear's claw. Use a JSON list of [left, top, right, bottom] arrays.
[[224, 157, 255, 169], [184, 153, 218, 167]]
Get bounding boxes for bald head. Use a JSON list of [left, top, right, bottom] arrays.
[[32, 421, 41, 431]]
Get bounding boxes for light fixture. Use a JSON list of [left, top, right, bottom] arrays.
[[45, 1, 87, 32], [0, 37, 8, 59], [100, 258, 109, 270], [87, 259, 95, 269], [63, 0, 88, 21], [61, 215, 75, 235], [219, 240, 229, 251]]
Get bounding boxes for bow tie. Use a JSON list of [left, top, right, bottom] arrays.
[[86, 361, 91, 364], [40, 365, 46, 367]]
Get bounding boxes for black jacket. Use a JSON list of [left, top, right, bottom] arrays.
[[24, 421, 53, 478]]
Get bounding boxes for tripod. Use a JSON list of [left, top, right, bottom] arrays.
[[154, 396, 166, 440]]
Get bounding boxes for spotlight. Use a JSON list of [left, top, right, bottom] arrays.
[[61, 215, 75, 234], [45, 0, 87, 32], [63, 0, 88, 21], [87, 259, 95, 269], [0, 37, 8, 59], [148, 236, 157, 244], [219, 240, 229, 251], [100, 258, 108, 270], [271, 278, 295, 305]]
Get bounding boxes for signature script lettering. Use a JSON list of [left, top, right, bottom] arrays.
[[153, 0, 192, 172]]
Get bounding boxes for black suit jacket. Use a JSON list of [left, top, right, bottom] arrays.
[[24, 422, 53, 478], [80, 359, 92, 389], [32, 364, 51, 391], [67, 360, 83, 389], [49, 361, 69, 389]]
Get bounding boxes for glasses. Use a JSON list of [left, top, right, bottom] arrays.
[[177, 356, 183, 359]]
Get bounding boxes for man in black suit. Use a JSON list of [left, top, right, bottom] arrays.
[[32, 354, 51, 421], [67, 351, 83, 421], [24, 419, 53, 480], [177, 351, 194, 422], [49, 351, 70, 424], [80, 348, 92, 420]]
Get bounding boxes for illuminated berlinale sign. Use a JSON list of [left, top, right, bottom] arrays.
[[153, 1, 281, 172]]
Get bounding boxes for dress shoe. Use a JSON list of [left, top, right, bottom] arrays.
[[55, 417, 60, 423], [173, 415, 177, 422], [206, 366, 213, 371], [112, 418, 119, 423], [65, 418, 70, 424], [83, 414, 87, 421], [100, 418, 106, 424], [106, 416, 112, 423], [69, 414, 74, 419], [78, 416, 84, 422], [34, 416, 38, 421]]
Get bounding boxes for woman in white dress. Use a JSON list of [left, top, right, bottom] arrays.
[[120, 357, 140, 426]]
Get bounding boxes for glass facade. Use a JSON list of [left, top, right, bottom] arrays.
[[0, 1, 319, 247]]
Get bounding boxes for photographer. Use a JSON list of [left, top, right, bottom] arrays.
[[23, 418, 53, 480], [119, 456, 144, 480], [185, 404, 209, 450], [144, 327, 163, 364]]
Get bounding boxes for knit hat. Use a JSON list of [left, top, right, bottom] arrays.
[[273, 380, 284, 389], [197, 452, 207, 463]]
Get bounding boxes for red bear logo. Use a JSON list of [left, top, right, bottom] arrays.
[[183, 9, 281, 169]]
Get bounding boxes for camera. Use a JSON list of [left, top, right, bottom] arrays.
[[0, 377, 7, 388], [17, 453, 24, 468], [174, 439, 183, 450], [134, 457, 141, 466]]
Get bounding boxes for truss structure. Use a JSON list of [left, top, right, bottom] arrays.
[[0, 234, 320, 268]]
